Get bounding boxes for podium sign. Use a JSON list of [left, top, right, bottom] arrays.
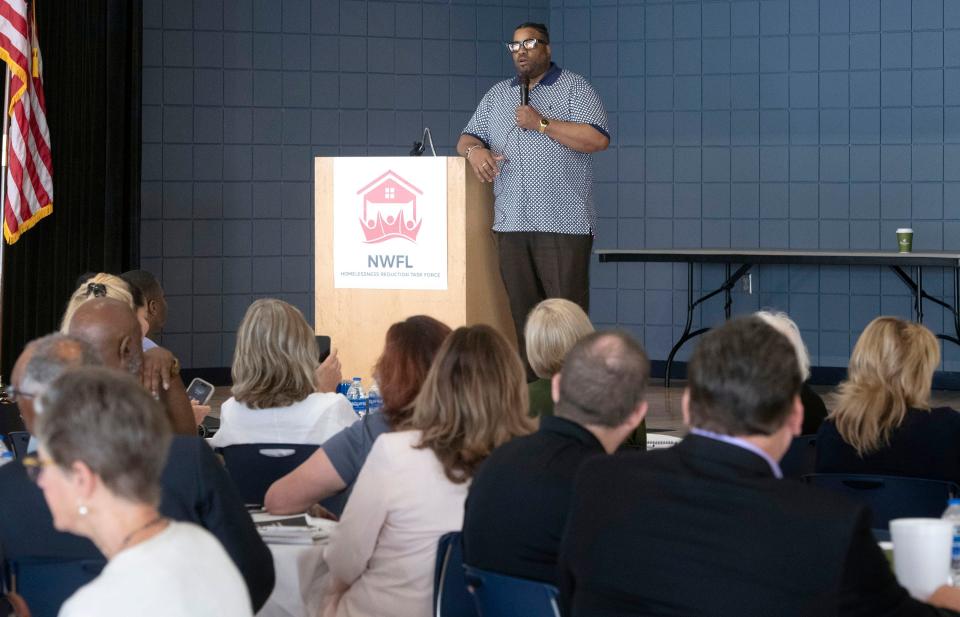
[[332, 157, 447, 290], [316, 156, 515, 380]]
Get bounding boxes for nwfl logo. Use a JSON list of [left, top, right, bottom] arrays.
[[356, 170, 423, 243]]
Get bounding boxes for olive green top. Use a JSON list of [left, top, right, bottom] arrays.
[[527, 377, 647, 450]]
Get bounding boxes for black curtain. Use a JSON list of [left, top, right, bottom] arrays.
[[0, 0, 142, 379]]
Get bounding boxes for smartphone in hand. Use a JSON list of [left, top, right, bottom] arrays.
[[186, 377, 215, 405], [316, 335, 331, 363]]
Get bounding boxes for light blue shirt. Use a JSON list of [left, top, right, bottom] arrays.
[[689, 427, 783, 479]]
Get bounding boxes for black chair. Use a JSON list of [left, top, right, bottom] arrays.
[[464, 565, 560, 617], [7, 431, 29, 459], [219, 443, 318, 507], [433, 532, 478, 617], [780, 434, 817, 478], [803, 473, 960, 529], [0, 401, 24, 437], [6, 557, 105, 617]]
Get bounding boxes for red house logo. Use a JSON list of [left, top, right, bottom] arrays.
[[356, 170, 424, 243]]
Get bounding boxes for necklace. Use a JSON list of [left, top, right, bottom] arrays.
[[118, 515, 167, 551]]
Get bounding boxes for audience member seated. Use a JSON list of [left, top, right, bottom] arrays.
[[0, 334, 275, 612], [264, 315, 451, 516], [524, 298, 594, 418], [322, 325, 535, 617], [755, 310, 829, 434], [559, 316, 960, 616], [65, 297, 196, 434], [463, 330, 648, 585], [816, 316, 960, 484], [33, 367, 253, 616], [209, 298, 354, 448], [60, 273, 142, 334], [120, 269, 167, 350]]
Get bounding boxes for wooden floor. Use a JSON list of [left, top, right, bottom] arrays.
[[206, 382, 960, 435]]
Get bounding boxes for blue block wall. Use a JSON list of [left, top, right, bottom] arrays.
[[563, 0, 960, 371], [142, 0, 548, 367], [143, 0, 960, 372]]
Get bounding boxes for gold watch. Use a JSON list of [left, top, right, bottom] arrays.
[[538, 118, 550, 133]]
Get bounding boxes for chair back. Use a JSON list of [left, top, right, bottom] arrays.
[[0, 401, 24, 437], [780, 434, 817, 478], [433, 532, 478, 617], [463, 565, 560, 617], [803, 473, 960, 529], [7, 557, 105, 617], [219, 443, 318, 506], [7, 431, 29, 459]]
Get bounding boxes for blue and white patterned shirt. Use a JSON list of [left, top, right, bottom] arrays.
[[462, 64, 609, 235]]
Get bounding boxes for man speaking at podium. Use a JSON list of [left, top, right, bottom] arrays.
[[457, 22, 609, 375]]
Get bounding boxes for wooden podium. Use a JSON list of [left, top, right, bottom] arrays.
[[314, 156, 516, 381]]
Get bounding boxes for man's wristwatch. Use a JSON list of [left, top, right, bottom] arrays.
[[538, 118, 550, 133]]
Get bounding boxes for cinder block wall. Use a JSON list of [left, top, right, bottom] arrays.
[[144, 0, 960, 372]]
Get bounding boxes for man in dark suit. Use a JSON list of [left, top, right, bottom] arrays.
[[560, 317, 960, 616], [463, 331, 648, 584], [0, 333, 275, 612]]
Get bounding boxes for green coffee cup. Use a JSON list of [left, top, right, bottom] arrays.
[[896, 228, 913, 253]]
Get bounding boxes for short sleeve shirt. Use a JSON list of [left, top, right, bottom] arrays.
[[462, 64, 608, 235], [324, 411, 392, 487]]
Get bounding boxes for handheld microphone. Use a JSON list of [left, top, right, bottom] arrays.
[[520, 78, 529, 106]]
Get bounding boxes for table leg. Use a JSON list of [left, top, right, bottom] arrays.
[[916, 266, 924, 323], [663, 263, 753, 387], [954, 267, 960, 343], [664, 263, 695, 388], [724, 263, 732, 319]]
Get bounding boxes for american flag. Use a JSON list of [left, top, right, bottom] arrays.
[[0, 0, 51, 244]]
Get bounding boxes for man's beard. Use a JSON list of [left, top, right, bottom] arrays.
[[516, 57, 548, 80]]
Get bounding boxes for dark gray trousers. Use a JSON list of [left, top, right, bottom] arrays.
[[495, 231, 592, 380]]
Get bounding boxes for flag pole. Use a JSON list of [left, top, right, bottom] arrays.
[[0, 60, 11, 404]]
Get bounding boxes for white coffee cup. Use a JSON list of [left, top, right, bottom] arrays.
[[890, 518, 953, 600]]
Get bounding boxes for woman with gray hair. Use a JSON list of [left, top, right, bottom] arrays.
[[29, 367, 251, 616], [755, 310, 829, 434]]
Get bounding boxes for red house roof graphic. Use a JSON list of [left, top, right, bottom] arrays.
[[356, 170, 424, 243]]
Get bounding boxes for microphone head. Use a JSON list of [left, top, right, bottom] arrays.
[[409, 141, 424, 156]]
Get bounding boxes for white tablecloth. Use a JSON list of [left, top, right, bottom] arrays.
[[253, 513, 337, 617]]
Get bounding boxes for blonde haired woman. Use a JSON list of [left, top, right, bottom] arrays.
[[323, 325, 535, 617], [816, 316, 960, 483], [60, 273, 141, 333], [525, 298, 594, 418], [755, 310, 829, 434], [60, 273, 196, 435], [210, 299, 355, 447]]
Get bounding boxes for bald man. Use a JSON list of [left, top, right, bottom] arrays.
[[9, 334, 100, 436], [65, 297, 196, 435], [0, 333, 276, 612]]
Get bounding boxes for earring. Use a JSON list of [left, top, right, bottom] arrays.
[[77, 503, 88, 516]]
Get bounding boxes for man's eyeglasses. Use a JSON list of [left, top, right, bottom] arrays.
[[22, 454, 55, 483], [506, 38, 548, 53], [6, 384, 38, 404]]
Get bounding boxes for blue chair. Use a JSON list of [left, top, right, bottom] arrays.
[[219, 443, 318, 507], [6, 557, 105, 617], [433, 532, 478, 617], [803, 473, 960, 529], [780, 434, 817, 479], [7, 431, 29, 460], [464, 565, 560, 617]]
